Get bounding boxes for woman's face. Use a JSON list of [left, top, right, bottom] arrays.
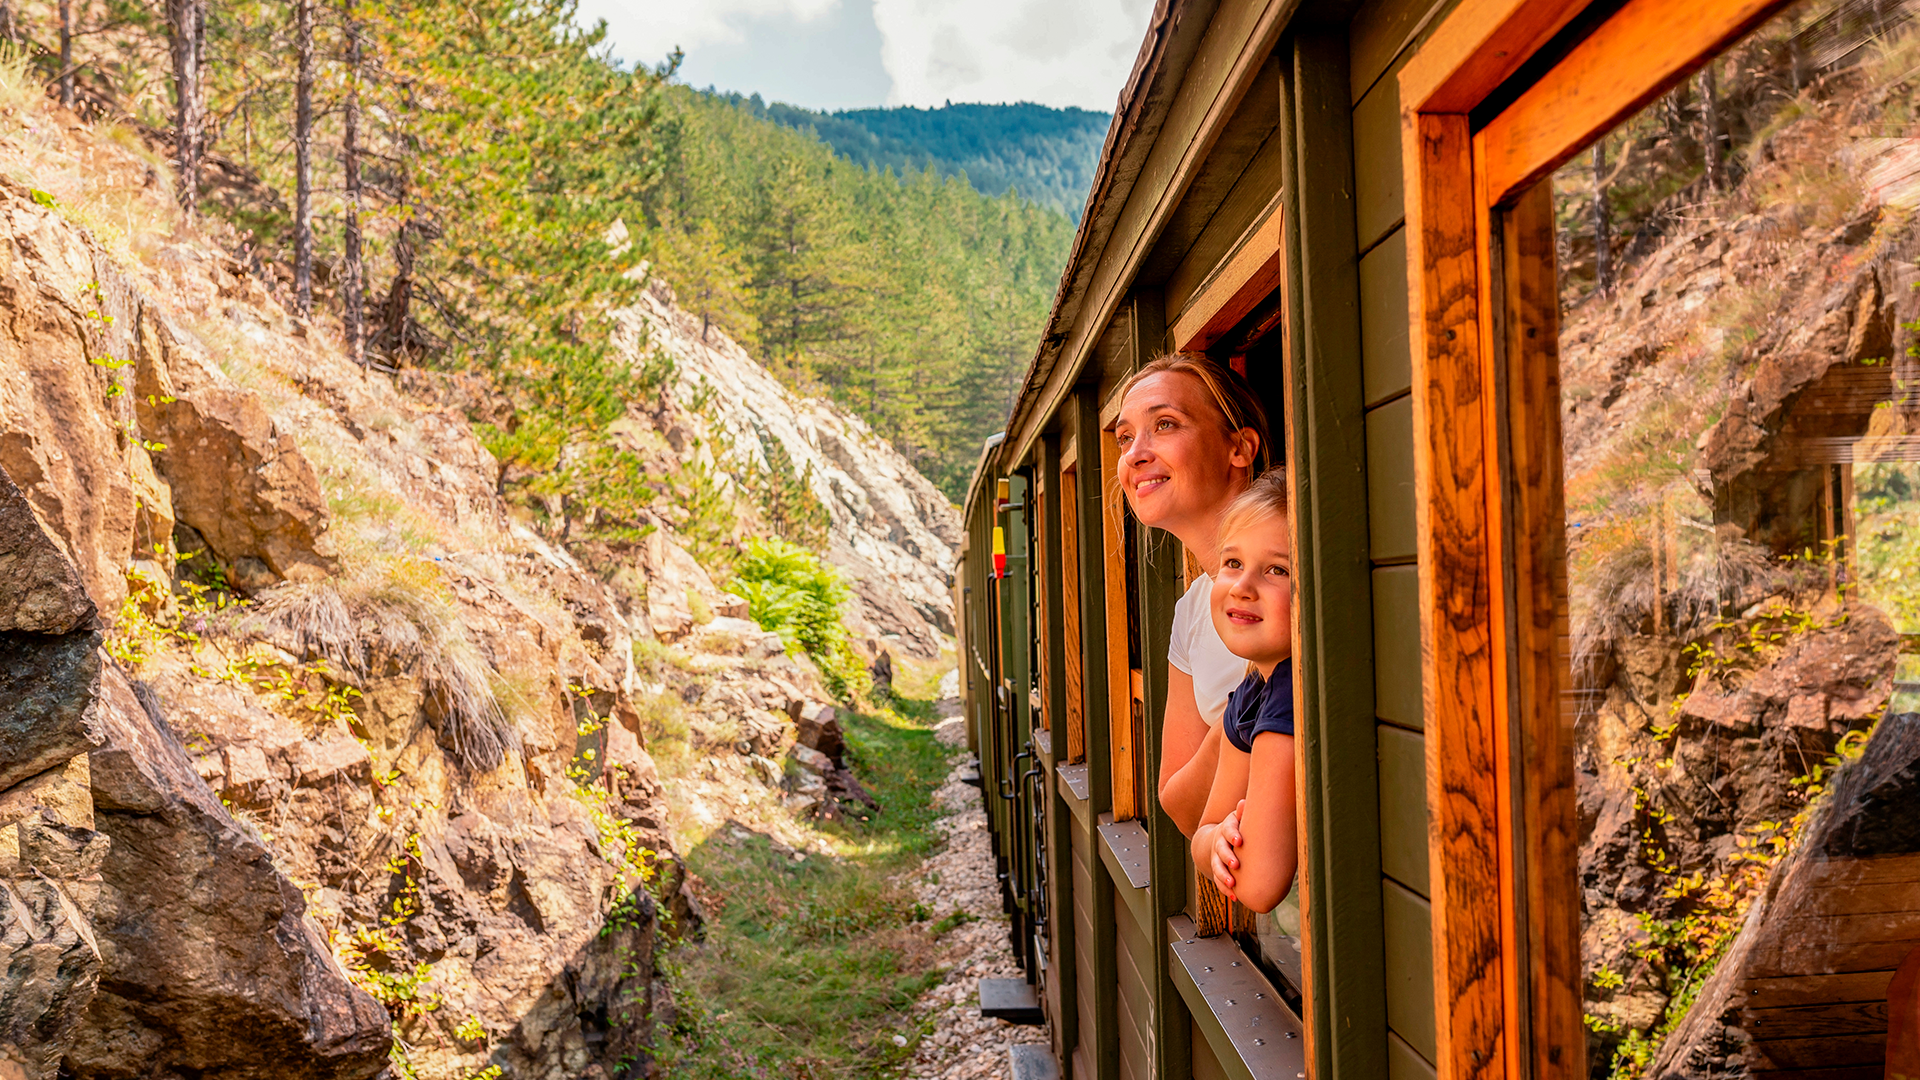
[[1113, 371, 1257, 535]]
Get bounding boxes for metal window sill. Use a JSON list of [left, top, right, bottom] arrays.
[[1056, 764, 1090, 829], [1096, 814, 1153, 929], [1166, 915, 1307, 1080]]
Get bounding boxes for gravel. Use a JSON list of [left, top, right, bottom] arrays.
[[902, 748, 1050, 1080]]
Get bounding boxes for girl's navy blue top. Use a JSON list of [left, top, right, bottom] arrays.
[[1222, 659, 1294, 754]]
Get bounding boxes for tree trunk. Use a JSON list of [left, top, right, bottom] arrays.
[[167, 0, 205, 219], [292, 0, 314, 316], [1592, 139, 1613, 295], [1700, 61, 1725, 193], [56, 0, 72, 108], [379, 165, 414, 364], [1788, 15, 1809, 91], [380, 226, 413, 361], [339, 0, 364, 366]]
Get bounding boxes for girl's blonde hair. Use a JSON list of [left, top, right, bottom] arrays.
[[1218, 466, 1290, 542], [1117, 352, 1273, 475]]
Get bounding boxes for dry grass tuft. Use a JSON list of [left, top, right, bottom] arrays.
[[249, 555, 520, 772]]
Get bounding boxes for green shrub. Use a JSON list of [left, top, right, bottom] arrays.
[[730, 538, 870, 699]]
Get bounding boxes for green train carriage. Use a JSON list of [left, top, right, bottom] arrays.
[[955, 0, 1920, 1077]]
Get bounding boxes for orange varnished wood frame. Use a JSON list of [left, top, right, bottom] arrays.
[[1398, 0, 1797, 1076], [1036, 479, 1052, 733], [1061, 460, 1087, 765], [1171, 207, 1286, 353], [1101, 435, 1138, 821]]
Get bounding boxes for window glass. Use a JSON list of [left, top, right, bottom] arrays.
[[1546, 2, 1920, 1073]]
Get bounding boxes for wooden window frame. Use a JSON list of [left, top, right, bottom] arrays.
[[1396, 0, 1799, 1076], [1061, 455, 1088, 765], [1172, 202, 1287, 353], [1101, 432, 1141, 821]]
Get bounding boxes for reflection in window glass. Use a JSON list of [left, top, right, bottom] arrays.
[[1548, 2, 1920, 1075]]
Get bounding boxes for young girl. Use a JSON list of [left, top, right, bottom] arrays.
[[1190, 468, 1297, 913]]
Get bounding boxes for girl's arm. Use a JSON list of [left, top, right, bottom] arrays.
[[1158, 670, 1219, 836], [1191, 738, 1251, 893], [1226, 731, 1298, 913]]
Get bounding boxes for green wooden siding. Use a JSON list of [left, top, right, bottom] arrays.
[[1115, 879, 1155, 1080], [1345, 0, 1450, 1071], [1191, 1020, 1230, 1080], [1359, 228, 1413, 406], [1370, 566, 1423, 729], [1350, 53, 1409, 255], [1375, 723, 1430, 896], [1364, 395, 1417, 563], [1349, 0, 1435, 102], [1381, 879, 1437, 1062], [1387, 1032, 1440, 1080]]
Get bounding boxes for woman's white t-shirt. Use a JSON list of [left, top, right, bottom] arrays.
[[1167, 574, 1247, 727]]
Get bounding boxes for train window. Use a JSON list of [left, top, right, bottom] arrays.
[[1523, 1, 1920, 1072], [1034, 476, 1050, 733], [1101, 430, 1146, 820], [1060, 458, 1087, 764]]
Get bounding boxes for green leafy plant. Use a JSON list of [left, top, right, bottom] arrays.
[[730, 538, 870, 699]]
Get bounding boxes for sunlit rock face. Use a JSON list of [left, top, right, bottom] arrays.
[[0, 461, 107, 1080], [0, 145, 698, 1076], [616, 279, 960, 659], [1550, 5, 1920, 1070]]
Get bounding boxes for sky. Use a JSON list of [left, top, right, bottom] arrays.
[[572, 0, 1154, 113]]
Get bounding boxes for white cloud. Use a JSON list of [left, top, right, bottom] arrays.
[[872, 0, 1153, 110], [574, 0, 841, 63]]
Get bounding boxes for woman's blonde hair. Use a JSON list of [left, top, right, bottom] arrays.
[[1218, 466, 1290, 542], [1118, 352, 1273, 475]]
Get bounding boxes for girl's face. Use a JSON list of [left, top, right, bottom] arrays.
[[1209, 511, 1293, 673], [1113, 372, 1258, 535]]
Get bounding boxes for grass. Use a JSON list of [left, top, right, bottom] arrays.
[[653, 683, 954, 1080]]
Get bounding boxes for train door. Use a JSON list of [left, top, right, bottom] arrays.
[[1404, 0, 1920, 1073]]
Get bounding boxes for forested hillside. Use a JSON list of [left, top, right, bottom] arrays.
[[0, 0, 992, 1075], [3, 0, 1071, 509], [733, 95, 1109, 221], [646, 88, 1076, 496]]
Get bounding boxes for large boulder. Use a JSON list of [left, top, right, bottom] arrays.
[[0, 462, 110, 1078], [132, 313, 336, 585], [0, 465, 95, 634], [67, 664, 389, 1080], [0, 189, 145, 616]]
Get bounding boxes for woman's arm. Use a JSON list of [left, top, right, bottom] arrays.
[[1225, 731, 1298, 913], [1191, 739, 1250, 893], [1157, 668, 1217, 836]]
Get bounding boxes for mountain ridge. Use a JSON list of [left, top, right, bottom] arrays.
[[708, 92, 1109, 221]]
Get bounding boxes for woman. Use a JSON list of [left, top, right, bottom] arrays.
[[1110, 353, 1271, 836]]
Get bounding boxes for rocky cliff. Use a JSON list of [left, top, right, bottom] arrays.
[[0, 77, 956, 1080], [614, 279, 960, 660]]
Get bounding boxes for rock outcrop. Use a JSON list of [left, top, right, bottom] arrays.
[[133, 314, 337, 586], [71, 663, 389, 1079], [617, 280, 960, 658], [0, 63, 962, 1079], [0, 110, 696, 1079], [0, 475, 105, 1079]]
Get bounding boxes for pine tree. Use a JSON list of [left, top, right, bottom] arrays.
[[292, 0, 315, 316], [340, 0, 366, 365], [168, 0, 205, 218]]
